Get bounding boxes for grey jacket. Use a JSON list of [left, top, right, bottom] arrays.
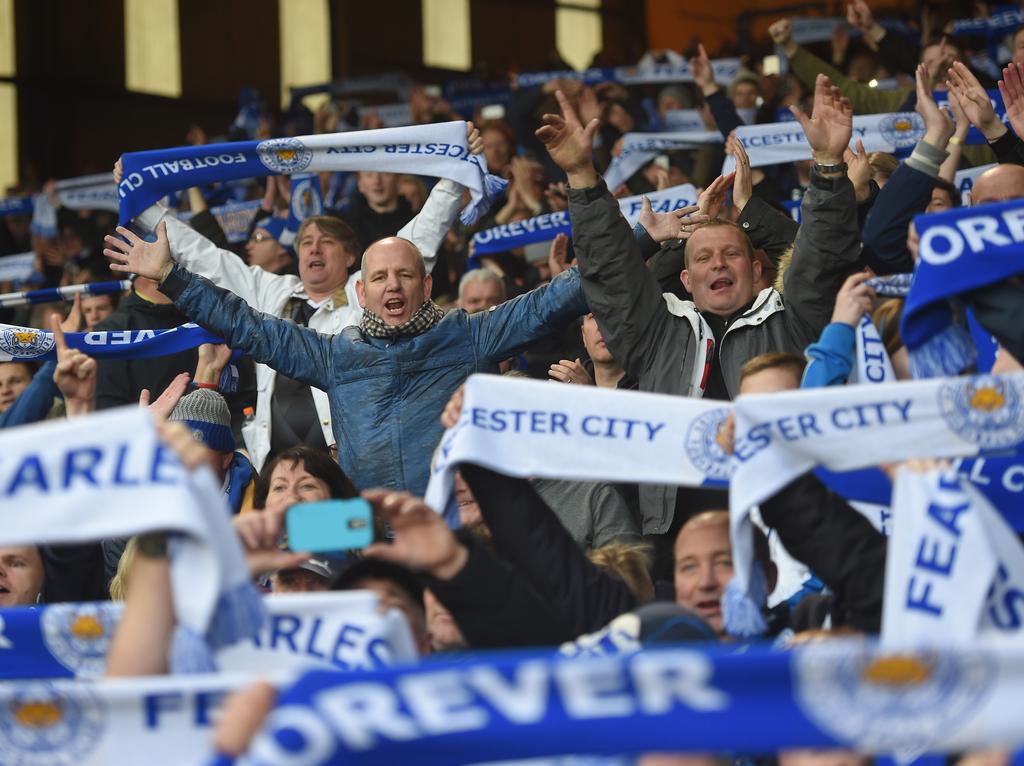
[[571, 169, 862, 534]]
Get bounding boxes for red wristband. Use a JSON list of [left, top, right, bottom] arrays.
[[195, 382, 219, 390]]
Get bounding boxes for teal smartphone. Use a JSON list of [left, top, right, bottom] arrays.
[[285, 498, 373, 552]]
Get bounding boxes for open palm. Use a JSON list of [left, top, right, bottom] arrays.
[[792, 74, 853, 163], [103, 222, 173, 281]]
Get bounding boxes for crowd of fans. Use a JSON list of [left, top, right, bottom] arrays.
[[2, 0, 1024, 761]]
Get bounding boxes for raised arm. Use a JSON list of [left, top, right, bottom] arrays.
[[104, 224, 334, 390], [782, 75, 863, 347], [470, 265, 588, 362], [537, 90, 682, 378], [862, 65, 953, 273], [459, 463, 638, 637], [759, 471, 886, 633], [770, 18, 908, 115]]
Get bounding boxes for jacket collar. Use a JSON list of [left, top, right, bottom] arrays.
[[291, 282, 351, 312]]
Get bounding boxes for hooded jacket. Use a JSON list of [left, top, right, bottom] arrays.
[[571, 169, 862, 535]]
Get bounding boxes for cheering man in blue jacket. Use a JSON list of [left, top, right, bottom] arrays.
[[104, 227, 589, 497]]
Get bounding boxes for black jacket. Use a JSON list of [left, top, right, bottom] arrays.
[[94, 291, 199, 411], [760, 472, 887, 633], [424, 464, 638, 648], [336, 193, 414, 254]]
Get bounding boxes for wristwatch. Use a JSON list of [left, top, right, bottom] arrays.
[[813, 160, 848, 174]]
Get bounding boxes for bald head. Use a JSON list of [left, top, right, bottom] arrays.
[[361, 236, 425, 278], [356, 237, 432, 327], [972, 164, 1024, 206]]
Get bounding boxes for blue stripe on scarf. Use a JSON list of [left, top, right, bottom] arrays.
[[902, 199, 1024, 378], [242, 641, 1019, 765], [0, 323, 224, 361], [0, 196, 34, 217]]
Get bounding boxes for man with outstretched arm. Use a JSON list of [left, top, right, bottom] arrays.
[[536, 75, 863, 542], [104, 225, 588, 497]]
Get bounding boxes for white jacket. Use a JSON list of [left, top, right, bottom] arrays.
[[135, 179, 463, 471]]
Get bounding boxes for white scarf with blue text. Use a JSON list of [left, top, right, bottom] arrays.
[[0, 591, 416, 680], [883, 466, 1024, 646], [425, 374, 730, 526], [118, 121, 505, 227], [472, 184, 697, 256], [730, 373, 1024, 635], [604, 132, 723, 190], [723, 112, 925, 172], [0, 407, 263, 668], [902, 198, 1024, 379]]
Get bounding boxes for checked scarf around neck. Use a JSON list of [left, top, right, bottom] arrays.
[[359, 300, 445, 338]]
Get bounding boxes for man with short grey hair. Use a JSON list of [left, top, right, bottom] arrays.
[[458, 268, 506, 314]]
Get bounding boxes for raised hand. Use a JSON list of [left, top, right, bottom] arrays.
[[998, 62, 1024, 140], [548, 232, 570, 277], [846, 0, 870, 31], [947, 61, 1005, 141], [830, 270, 876, 327], [466, 120, 484, 155], [61, 293, 84, 334], [843, 138, 872, 201], [769, 19, 797, 56], [361, 490, 468, 580], [50, 313, 96, 417], [535, 90, 600, 187], [232, 511, 309, 579], [639, 200, 708, 243], [691, 43, 718, 96], [727, 134, 753, 212], [916, 63, 954, 148], [140, 371, 190, 418], [696, 172, 736, 219], [791, 74, 853, 166], [195, 343, 233, 387], [104, 222, 174, 282]]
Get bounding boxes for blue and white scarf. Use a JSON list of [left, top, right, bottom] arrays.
[[0, 322, 223, 362], [884, 466, 1024, 648], [471, 184, 697, 256], [0, 280, 130, 310], [280, 173, 325, 248], [515, 59, 742, 89], [0, 591, 416, 680], [425, 374, 731, 526], [902, 198, 1024, 379], [723, 112, 925, 172], [0, 407, 264, 671], [29, 174, 119, 238], [118, 121, 505, 227], [236, 640, 1024, 766], [952, 4, 1024, 36], [0, 196, 33, 218], [0, 673, 252, 766], [0, 252, 35, 283], [604, 131, 722, 190], [731, 372, 1024, 635]]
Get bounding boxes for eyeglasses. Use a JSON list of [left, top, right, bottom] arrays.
[[249, 231, 274, 243]]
